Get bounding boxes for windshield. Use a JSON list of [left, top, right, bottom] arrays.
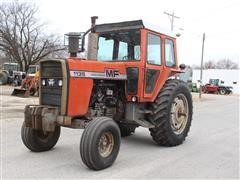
[[27, 66, 37, 74], [3, 64, 18, 71], [209, 79, 219, 85], [97, 29, 140, 61]]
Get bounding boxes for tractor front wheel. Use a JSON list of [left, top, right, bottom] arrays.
[[21, 122, 61, 152], [80, 117, 121, 170], [149, 79, 193, 146]]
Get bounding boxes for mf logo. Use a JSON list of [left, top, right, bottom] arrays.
[[48, 79, 55, 86], [105, 69, 119, 78]]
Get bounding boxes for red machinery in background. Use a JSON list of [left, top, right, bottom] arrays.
[[202, 79, 232, 95], [12, 66, 39, 97]]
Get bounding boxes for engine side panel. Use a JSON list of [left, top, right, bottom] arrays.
[[67, 59, 128, 117], [67, 77, 93, 116]]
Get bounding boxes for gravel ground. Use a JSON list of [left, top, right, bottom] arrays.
[[0, 85, 239, 179]]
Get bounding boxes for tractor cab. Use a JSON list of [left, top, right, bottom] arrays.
[[3, 62, 19, 72], [91, 20, 178, 66], [65, 19, 181, 103]]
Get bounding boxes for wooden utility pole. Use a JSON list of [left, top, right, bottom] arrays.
[[164, 11, 180, 31], [199, 33, 206, 99]]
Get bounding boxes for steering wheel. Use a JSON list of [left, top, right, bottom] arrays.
[[122, 55, 129, 60]]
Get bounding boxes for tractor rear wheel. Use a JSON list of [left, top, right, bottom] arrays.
[[80, 117, 121, 170], [149, 79, 193, 146], [219, 88, 227, 95], [21, 122, 61, 152]]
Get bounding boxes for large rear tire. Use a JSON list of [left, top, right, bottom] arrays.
[[0, 71, 8, 85], [80, 117, 121, 170], [21, 122, 61, 152], [219, 88, 227, 95], [149, 79, 193, 146]]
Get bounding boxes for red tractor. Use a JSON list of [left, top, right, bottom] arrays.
[[12, 65, 39, 97], [202, 79, 232, 95], [21, 17, 193, 170]]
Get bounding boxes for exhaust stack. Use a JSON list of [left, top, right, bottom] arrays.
[[91, 16, 98, 32]]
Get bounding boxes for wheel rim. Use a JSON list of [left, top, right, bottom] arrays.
[[170, 93, 189, 135], [98, 132, 114, 158], [220, 89, 225, 94]]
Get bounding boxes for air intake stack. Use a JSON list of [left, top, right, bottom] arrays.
[[65, 32, 82, 57], [65, 16, 98, 58]]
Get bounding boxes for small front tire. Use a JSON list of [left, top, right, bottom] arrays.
[[80, 117, 121, 170]]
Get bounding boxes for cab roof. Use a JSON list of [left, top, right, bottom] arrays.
[[95, 20, 177, 38]]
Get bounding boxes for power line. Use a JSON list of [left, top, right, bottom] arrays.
[[164, 11, 180, 31]]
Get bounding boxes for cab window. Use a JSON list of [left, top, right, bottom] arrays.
[[165, 39, 176, 67], [97, 29, 140, 61], [118, 42, 128, 59], [97, 38, 114, 60], [147, 33, 161, 65]]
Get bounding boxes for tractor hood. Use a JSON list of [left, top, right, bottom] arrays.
[[67, 58, 127, 80], [66, 58, 128, 116]]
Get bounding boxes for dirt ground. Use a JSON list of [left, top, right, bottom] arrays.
[[0, 85, 239, 179]]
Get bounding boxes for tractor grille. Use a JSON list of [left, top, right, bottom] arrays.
[[40, 61, 63, 107]]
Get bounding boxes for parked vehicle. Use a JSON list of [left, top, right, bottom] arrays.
[[0, 63, 25, 86], [21, 17, 193, 170], [202, 79, 232, 95], [12, 65, 39, 97], [191, 82, 199, 92]]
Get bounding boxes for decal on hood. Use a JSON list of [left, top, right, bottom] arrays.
[[70, 69, 127, 80]]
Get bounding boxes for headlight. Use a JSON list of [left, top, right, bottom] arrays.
[[42, 79, 46, 86], [131, 96, 137, 102], [58, 80, 63, 86]]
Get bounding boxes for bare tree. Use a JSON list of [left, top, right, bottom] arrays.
[[216, 58, 239, 69], [203, 60, 216, 69], [0, 1, 64, 72], [192, 59, 239, 69], [191, 64, 200, 69]]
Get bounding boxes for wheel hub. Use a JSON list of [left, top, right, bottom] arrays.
[[36, 130, 53, 143], [171, 94, 189, 135], [98, 132, 114, 157]]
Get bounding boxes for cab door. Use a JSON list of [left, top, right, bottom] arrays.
[[143, 32, 163, 99]]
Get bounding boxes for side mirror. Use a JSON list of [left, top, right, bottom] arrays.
[[179, 64, 186, 70], [176, 33, 181, 37]]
